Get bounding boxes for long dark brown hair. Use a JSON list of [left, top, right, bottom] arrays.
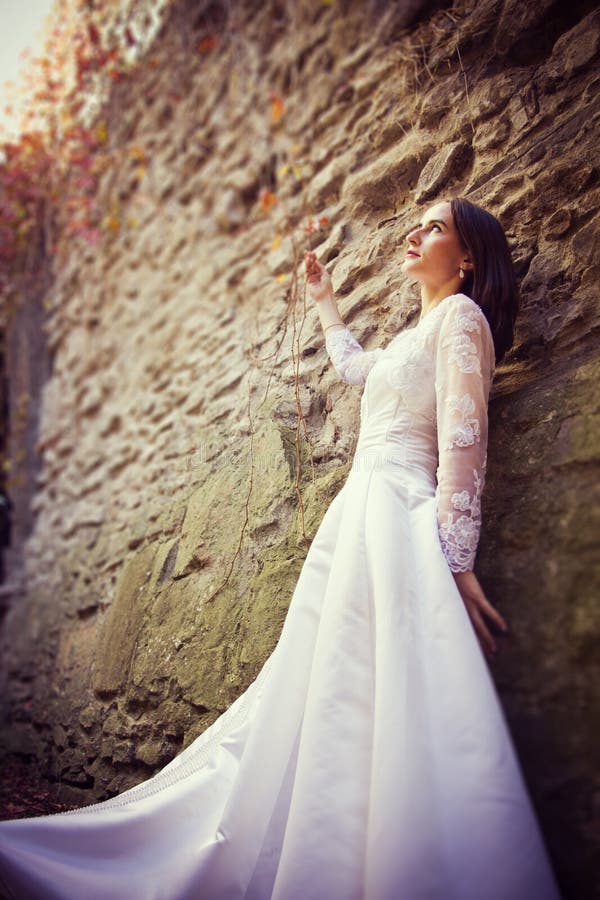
[[450, 197, 519, 364]]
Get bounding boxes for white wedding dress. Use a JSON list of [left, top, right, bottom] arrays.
[[0, 293, 562, 900]]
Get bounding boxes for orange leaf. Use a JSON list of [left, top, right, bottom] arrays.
[[128, 144, 146, 162], [270, 92, 284, 124], [102, 214, 120, 233], [260, 188, 277, 212]]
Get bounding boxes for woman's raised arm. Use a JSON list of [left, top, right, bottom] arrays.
[[304, 250, 383, 386]]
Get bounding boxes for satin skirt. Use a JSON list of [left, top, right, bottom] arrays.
[[0, 460, 562, 899]]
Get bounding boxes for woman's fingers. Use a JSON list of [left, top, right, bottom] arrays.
[[468, 603, 497, 657], [454, 571, 508, 659], [478, 594, 509, 633], [304, 252, 322, 284], [309, 264, 322, 280], [470, 595, 509, 658], [469, 584, 509, 638], [304, 252, 333, 301]]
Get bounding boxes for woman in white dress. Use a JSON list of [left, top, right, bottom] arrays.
[[0, 198, 562, 900]]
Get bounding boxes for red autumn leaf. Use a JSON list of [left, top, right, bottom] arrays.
[[76, 54, 93, 74], [82, 227, 101, 245], [74, 174, 97, 192], [0, 202, 18, 223], [88, 23, 101, 46], [198, 34, 217, 52]]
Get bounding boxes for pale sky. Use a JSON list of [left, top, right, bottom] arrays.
[[0, 0, 57, 139]]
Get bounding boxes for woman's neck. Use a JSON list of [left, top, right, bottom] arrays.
[[419, 279, 462, 321]]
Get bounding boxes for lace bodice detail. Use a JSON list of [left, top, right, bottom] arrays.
[[325, 294, 496, 573]]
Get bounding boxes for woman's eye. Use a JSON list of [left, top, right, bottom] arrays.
[[430, 223, 441, 232]]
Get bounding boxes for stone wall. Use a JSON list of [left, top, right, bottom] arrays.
[[1, 0, 599, 896]]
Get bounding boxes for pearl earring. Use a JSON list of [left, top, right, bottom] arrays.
[[459, 267, 465, 279]]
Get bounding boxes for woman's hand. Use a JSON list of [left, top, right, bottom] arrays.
[[304, 251, 334, 303], [452, 570, 509, 660]]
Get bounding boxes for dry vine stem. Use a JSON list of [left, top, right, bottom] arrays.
[[288, 231, 319, 544], [204, 242, 320, 605], [204, 380, 257, 605], [204, 175, 329, 605]]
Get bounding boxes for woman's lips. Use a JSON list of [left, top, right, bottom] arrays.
[[405, 251, 420, 258]]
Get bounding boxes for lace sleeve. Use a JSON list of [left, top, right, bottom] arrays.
[[325, 327, 384, 386], [434, 297, 496, 573]]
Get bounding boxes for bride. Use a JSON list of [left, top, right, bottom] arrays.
[[0, 198, 562, 899]]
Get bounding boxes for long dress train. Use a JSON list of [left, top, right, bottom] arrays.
[[0, 293, 562, 900]]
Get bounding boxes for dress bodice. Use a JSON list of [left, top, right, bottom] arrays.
[[325, 293, 496, 573]]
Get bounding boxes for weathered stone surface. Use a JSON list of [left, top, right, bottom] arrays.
[[1, 0, 599, 895], [543, 10, 600, 81], [343, 134, 433, 214], [415, 141, 473, 203], [92, 543, 161, 695]]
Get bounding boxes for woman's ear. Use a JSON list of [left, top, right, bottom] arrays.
[[461, 257, 474, 272]]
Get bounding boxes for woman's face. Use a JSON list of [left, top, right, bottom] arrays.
[[401, 201, 471, 293]]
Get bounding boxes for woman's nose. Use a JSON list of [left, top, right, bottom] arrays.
[[407, 229, 420, 246]]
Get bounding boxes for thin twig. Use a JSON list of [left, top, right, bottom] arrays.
[[455, 35, 475, 136]]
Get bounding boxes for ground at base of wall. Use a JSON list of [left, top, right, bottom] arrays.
[[0, 756, 72, 820]]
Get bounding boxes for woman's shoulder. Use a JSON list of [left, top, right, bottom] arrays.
[[437, 293, 496, 375], [438, 293, 493, 338], [390, 294, 491, 350], [441, 292, 484, 317]]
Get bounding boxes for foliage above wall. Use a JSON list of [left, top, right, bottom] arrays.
[[0, 0, 172, 314]]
